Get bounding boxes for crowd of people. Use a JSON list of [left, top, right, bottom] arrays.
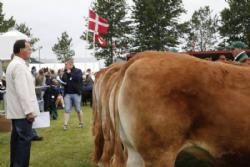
[[0, 68, 94, 110], [3, 40, 96, 166], [31, 64, 94, 120]]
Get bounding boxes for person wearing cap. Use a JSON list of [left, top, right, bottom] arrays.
[[230, 41, 249, 62]]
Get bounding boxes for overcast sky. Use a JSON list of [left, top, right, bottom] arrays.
[[1, 0, 228, 60]]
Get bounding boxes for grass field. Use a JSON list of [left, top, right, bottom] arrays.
[[0, 100, 4, 112], [0, 106, 97, 167], [0, 105, 214, 167]]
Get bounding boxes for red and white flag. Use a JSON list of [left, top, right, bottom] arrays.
[[95, 33, 107, 47], [88, 10, 109, 34]]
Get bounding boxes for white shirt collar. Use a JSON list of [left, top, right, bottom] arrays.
[[234, 51, 246, 61], [13, 56, 29, 67]]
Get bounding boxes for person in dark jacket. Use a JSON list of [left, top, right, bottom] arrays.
[[62, 58, 83, 130], [82, 73, 94, 106], [230, 41, 249, 62], [43, 79, 59, 120]]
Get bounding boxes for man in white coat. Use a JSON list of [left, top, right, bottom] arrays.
[[6, 39, 40, 167]]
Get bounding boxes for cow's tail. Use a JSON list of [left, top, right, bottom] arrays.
[[92, 86, 97, 135], [99, 93, 115, 166], [93, 86, 104, 163], [93, 120, 104, 163]]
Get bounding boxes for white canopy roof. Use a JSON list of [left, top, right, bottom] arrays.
[[0, 30, 30, 60]]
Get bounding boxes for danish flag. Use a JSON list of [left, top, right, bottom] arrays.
[[88, 10, 108, 47], [88, 10, 109, 34], [94, 34, 106, 47]]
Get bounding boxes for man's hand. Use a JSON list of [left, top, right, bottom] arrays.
[[26, 113, 35, 123], [67, 69, 71, 73]]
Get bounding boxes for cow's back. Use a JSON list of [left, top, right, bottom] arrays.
[[117, 51, 250, 166]]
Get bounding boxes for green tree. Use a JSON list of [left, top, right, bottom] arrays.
[[132, 0, 186, 51], [81, 0, 132, 66], [0, 2, 15, 32], [220, 0, 250, 47], [15, 23, 40, 51], [183, 6, 220, 51], [52, 32, 75, 62]]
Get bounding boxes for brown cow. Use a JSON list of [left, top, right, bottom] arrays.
[[94, 51, 250, 167]]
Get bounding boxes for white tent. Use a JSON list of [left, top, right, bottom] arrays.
[[0, 30, 30, 61]]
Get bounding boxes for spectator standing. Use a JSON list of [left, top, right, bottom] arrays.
[[31, 66, 37, 77], [44, 79, 59, 120], [230, 41, 249, 62], [6, 40, 40, 166], [62, 58, 83, 130]]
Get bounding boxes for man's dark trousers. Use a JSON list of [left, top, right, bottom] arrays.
[[10, 119, 33, 167]]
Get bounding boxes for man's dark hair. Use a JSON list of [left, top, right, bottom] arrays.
[[13, 39, 27, 54]]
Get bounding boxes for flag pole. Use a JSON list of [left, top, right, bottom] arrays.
[[93, 32, 96, 57], [92, 0, 97, 57], [86, 1, 92, 49], [86, 17, 89, 43]]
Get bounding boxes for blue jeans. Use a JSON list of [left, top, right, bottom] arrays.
[[10, 119, 33, 167], [64, 94, 82, 113]]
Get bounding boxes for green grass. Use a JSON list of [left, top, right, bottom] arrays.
[[0, 106, 97, 167], [0, 105, 214, 167], [0, 100, 4, 112]]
